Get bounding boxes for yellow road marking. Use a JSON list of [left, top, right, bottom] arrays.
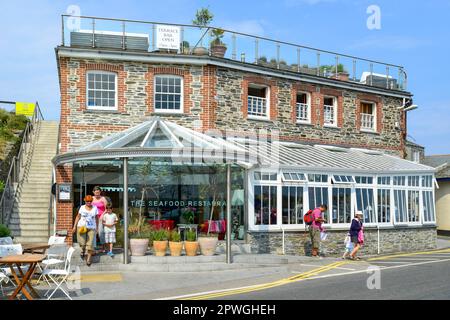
[[367, 248, 450, 261], [184, 261, 347, 300], [68, 273, 123, 283]]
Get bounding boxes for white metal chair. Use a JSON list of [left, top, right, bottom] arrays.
[[43, 247, 75, 300], [0, 237, 13, 245], [36, 236, 67, 285], [0, 270, 13, 296], [0, 244, 23, 294]]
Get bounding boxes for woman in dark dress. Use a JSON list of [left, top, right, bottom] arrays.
[[349, 212, 364, 260]]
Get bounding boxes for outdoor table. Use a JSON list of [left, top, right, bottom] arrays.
[[0, 253, 46, 300], [21, 243, 50, 254]]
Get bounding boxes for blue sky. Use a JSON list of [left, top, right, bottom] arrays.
[[0, 0, 449, 154]]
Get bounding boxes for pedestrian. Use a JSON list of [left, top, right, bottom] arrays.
[[102, 203, 118, 257], [72, 195, 98, 266], [342, 232, 354, 259], [349, 211, 364, 260], [92, 186, 108, 253], [309, 204, 327, 257]]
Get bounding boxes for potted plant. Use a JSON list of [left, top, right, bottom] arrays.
[[192, 7, 213, 55], [181, 40, 190, 54], [181, 206, 196, 224], [184, 228, 198, 256], [0, 224, 11, 238], [198, 231, 218, 256], [169, 229, 183, 256], [210, 28, 227, 58], [152, 228, 169, 257], [129, 218, 151, 256]]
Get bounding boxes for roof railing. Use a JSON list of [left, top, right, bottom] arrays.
[[61, 15, 407, 91]]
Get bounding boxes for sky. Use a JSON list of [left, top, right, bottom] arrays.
[[0, 0, 449, 154]]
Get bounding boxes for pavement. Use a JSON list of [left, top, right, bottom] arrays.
[[1, 236, 449, 300]]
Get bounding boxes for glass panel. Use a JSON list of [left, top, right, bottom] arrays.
[[309, 187, 328, 222], [142, 127, 176, 148], [408, 190, 420, 222], [394, 190, 407, 223], [378, 189, 391, 223], [254, 186, 262, 225]]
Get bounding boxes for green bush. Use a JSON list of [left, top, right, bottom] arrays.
[[0, 224, 11, 237], [0, 180, 5, 193]]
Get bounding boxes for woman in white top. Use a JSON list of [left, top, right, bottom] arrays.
[[72, 195, 98, 266]]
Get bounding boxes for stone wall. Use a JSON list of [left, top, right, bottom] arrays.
[[247, 227, 437, 256], [58, 58, 407, 156]]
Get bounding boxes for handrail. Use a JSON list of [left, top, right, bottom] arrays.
[[61, 14, 404, 69], [0, 101, 44, 226]]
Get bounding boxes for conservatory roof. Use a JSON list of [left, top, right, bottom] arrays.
[[53, 117, 435, 174], [228, 139, 436, 174], [52, 117, 256, 166]]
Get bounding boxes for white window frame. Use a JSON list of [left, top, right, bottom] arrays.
[[323, 96, 337, 127], [247, 84, 270, 120], [413, 151, 421, 163], [86, 70, 118, 111], [154, 74, 184, 114], [360, 101, 377, 132], [296, 92, 311, 124]]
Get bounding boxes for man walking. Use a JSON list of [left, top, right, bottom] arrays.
[[310, 204, 327, 257]]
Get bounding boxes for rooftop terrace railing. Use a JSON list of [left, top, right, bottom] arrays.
[[61, 15, 408, 91]]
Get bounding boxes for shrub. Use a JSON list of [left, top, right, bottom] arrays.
[[0, 224, 11, 237], [152, 228, 169, 242]]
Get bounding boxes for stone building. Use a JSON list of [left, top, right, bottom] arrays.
[[53, 16, 437, 256]]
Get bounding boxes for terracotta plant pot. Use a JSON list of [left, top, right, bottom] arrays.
[[153, 240, 168, 257], [192, 47, 208, 56], [198, 237, 218, 256], [130, 238, 149, 256], [210, 44, 227, 58], [169, 241, 183, 256], [184, 241, 199, 256]]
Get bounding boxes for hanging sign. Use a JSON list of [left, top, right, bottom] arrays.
[[15, 102, 35, 117], [156, 25, 180, 50]]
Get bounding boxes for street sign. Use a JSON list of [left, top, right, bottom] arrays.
[[15, 102, 35, 117]]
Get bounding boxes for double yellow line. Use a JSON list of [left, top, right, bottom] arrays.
[[367, 248, 450, 262], [183, 261, 347, 300]]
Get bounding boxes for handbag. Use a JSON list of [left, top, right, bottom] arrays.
[[79, 226, 88, 234], [357, 227, 364, 244]]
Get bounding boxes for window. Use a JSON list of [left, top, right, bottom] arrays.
[[378, 176, 391, 185], [282, 172, 307, 182], [408, 176, 420, 187], [407, 190, 420, 222], [308, 174, 328, 183], [355, 176, 374, 184], [332, 187, 351, 224], [248, 85, 269, 118], [308, 187, 329, 222], [360, 102, 376, 131], [378, 189, 391, 223], [154, 75, 183, 112], [422, 175, 432, 188], [87, 71, 117, 110], [413, 151, 421, 163], [332, 175, 355, 184], [423, 191, 435, 222], [254, 185, 277, 225], [394, 190, 407, 223], [356, 188, 376, 223], [282, 186, 304, 224], [254, 172, 277, 181], [296, 92, 310, 123], [323, 96, 337, 126], [393, 176, 406, 186]]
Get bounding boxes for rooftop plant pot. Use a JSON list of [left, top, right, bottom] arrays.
[[198, 236, 218, 256], [169, 241, 183, 256], [184, 241, 199, 256], [193, 46, 209, 56], [130, 238, 149, 256], [210, 44, 227, 58], [153, 240, 168, 256]]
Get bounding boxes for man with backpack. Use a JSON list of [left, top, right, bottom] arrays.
[[305, 204, 327, 257]]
